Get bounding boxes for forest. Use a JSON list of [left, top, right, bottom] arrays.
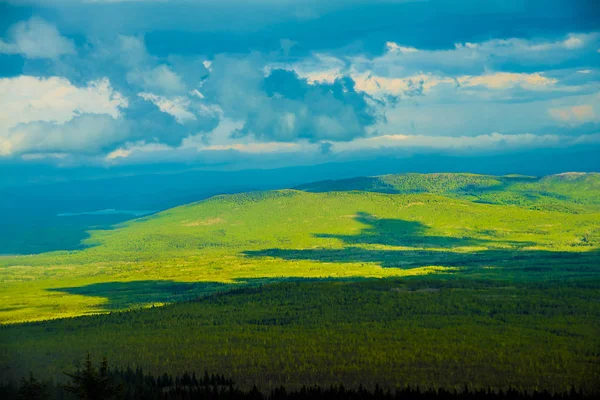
[[2, 355, 596, 400], [1, 173, 599, 396], [2, 279, 599, 394]]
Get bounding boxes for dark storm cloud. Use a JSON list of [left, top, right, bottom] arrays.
[[201, 56, 379, 142]]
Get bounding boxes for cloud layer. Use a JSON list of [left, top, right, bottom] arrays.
[[0, 17, 75, 59], [0, 1, 599, 170]]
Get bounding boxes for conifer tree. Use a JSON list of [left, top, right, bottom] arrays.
[[63, 354, 122, 400], [17, 373, 48, 400]]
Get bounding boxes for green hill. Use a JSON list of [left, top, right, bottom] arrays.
[[296, 172, 600, 212], [1, 173, 599, 324], [1, 172, 599, 393]]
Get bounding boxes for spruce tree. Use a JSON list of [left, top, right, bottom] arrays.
[[17, 373, 48, 400], [63, 354, 122, 400]]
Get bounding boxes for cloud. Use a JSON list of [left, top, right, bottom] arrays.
[[7, 0, 597, 59], [0, 76, 127, 128], [549, 105, 596, 123], [370, 33, 600, 77], [138, 92, 198, 124], [313, 69, 571, 106], [200, 55, 380, 142], [277, 32, 598, 105], [285, 32, 598, 104], [199, 142, 298, 153], [456, 72, 557, 90], [0, 17, 75, 59], [1, 5, 599, 169], [97, 129, 600, 170], [0, 75, 221, 156], [1, 114, 127, 156], [333, 132, 600, 153], [118, 94, 219, 147], [0, 75, 129, 156], [106, 147, 132, 160], [128, 64, 187, 94]]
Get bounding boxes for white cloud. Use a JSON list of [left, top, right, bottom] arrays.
[[202, 142, 298, 153], [272, 53, 345, 84], [0, 17, 75, 59], [280, 33, 595, 102], [106, 147, 133, 160], [128, 64, 187, 94], [349, 71, 556, 99], [333, 132, 600, 153], [348, 32, 600, 82], [138, 92, 197, 124], [385, 42, 419, 53], [562, 34, 585, 50], [100, 129, 600, 167], [0, 76, 128, 156], [104, 141, 174, 162], [0, 76, 127, 128], [456, 72, 557, 90], [352, 73, 445, 97], [549, 105, 596, 123], [2, 114, 128, 156]]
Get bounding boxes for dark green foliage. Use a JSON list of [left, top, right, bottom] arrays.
[[0, 368, 596, 400], [63, 354, 122, 400], [17, 373, 48, 400], [2, 279, 599, 394]]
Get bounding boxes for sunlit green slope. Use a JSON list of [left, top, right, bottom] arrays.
[[1, 173, 599, 323], [297, 172, 600, 212]]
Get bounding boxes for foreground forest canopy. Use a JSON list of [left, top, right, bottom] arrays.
[[1, 354, 597, 400], [2, 279, 599, 394], [1, 172, 599, 394]]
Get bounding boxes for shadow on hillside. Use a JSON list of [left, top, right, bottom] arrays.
[[314, 212, 493, 248], [48, 280, 235, 310], [296, 177, 401, 193], [313, 211, 536, 249], [244, 246, 599, 271], [243, 212, 597, 272], [0, 213, 144, 255], [47, 278, 286, 310]]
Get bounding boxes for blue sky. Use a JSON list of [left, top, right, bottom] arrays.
[[0, 0, 599, 172]]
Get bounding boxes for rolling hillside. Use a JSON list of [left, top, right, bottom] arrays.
[[1, 173, 598, 323], [296, 172, 600, 212]]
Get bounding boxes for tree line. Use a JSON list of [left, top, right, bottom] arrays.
[[0, 355, 595, 400]]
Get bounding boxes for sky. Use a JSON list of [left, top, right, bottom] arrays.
[[1, 0, 599, 176]]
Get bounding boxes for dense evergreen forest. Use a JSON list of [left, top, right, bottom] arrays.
[[0, 355, 596, 400], [2, 279, 599, 394]]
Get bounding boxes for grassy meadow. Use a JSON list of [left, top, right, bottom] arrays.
[[0, 172, 599, 393]]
